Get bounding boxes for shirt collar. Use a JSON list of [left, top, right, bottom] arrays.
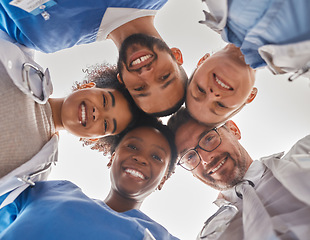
[[214, 160, 266, 206]]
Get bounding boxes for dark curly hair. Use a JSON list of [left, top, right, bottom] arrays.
[[73, 63, 141, 119], [74, 63, 145, 142], [83, 114, 177, 180]]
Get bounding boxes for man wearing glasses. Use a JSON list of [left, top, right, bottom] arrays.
[[168, 108, 310, 239]]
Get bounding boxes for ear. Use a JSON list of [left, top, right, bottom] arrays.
[[171, 48, 183, 65], [246, 87, 258, 104], [117, 73, 124, 85], [107, 152, 116, 168], [225, 120, 241, 140], [197, 53, 210, 67], [156, 176, 167, 191], [78, 82, 96, 90]]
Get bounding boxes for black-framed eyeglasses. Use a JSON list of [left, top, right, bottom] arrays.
[[178, 128, 222, 171]]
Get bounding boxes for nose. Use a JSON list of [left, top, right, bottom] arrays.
[[207, 87, 220, 100], [197, 148, 214, 165], [138, 66, 154, 83], [132, 155, 148, 166], [92, 106, 107, 121]]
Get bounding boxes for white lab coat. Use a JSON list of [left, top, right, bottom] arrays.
[[0, 30, 58, 209], [198, 135, 310, 240]]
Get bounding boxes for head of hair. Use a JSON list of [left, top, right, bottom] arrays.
[[83, 114, 177, 179], [150, 66, 188, 117], [167, 107, 195, 134]]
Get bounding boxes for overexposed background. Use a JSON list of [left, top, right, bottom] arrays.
[[35, 0, 310, 239]]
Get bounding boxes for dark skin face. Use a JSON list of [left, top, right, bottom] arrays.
[[175, 120, 252, 190], [60, 87, 132, 137], [117, 34, 185, 114], [105, 126, 171, 212]]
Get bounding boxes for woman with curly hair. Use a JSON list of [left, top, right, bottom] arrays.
[[0, 115, 179, 240], [0, 33, 140, 211]]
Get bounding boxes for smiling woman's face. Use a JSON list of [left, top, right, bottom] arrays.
[[109, 126, 171, 200], [186, 44, 256, 125], [60, 88, 133, 138]]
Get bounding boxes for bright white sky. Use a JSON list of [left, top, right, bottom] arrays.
[[35, 0, 310, 239]]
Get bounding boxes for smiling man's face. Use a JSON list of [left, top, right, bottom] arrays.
[[186, 44, 257, 125], [175, 119, 251, 190], [117, 34, 186, 115]]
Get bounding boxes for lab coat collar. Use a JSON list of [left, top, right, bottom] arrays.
[[0, 30, 53, 104]]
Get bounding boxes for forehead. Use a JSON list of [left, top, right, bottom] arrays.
[[175, 120, 213, 153], [120, 127, 170, 150]]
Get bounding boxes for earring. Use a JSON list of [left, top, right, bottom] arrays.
[[107, 159, 112, 168], [77, 82, 96, 90]]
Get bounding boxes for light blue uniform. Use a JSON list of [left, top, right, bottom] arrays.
[[0, 0, 167, 53], [0, 180, 179, 240], [201, 0, 310, 69]]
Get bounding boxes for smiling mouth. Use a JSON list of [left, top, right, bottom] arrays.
[[214, 74, 233, 90], [208, 157, 227, 175], [129, 54, 154, 70], [79, 102, 87, 127], [124, 168, 147, 180]]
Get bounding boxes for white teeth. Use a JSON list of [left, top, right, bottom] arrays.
[[215, 75, 230, 89], [81, 104, 86, 125], [210, 158, 227, 174], [131, 54, 152, 66], [125, 169, 145, 179]]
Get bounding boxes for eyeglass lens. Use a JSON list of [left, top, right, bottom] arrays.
[[180, 130, 220, 170]]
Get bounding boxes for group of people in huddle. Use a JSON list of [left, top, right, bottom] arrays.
[[0, 0, 310, 239]]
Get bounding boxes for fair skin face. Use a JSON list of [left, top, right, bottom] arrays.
[[48, 87, 133, 138], [186, 44, 257, 125], [117, 45, 184, 113], [175, 120, 253, 190], [104, 127, 171, 212]]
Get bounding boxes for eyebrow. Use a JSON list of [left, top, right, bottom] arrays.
[[126, 136, 167, 154], [160, 76, 176, 90], [151, 144, 167, 155], [108, 91, 115, 107], [133, 92, 151, 98], [132, 76, 176, 98], [112, 119, 117, 134], [210, 107, 220, 116], [179, 129, 210, 156], [127, 136, 142, 141]]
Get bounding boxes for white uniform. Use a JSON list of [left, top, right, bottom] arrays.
[[199, 135, 310, 239], [0, 30, 58, 209]]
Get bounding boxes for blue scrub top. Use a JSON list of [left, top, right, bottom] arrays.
[[221, 0, 310, 68], [0, 0, 167, 53], [0, 181, 179, 240]]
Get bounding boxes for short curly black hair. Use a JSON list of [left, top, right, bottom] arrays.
[[84, 114, 177, 180], [73, 63, 141, 120]]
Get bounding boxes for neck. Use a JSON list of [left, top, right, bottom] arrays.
[[104, 189, 143, 213], [48, 98, 65, 132], [244, 149, 254, 171], [108, 16, 162, 49]]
